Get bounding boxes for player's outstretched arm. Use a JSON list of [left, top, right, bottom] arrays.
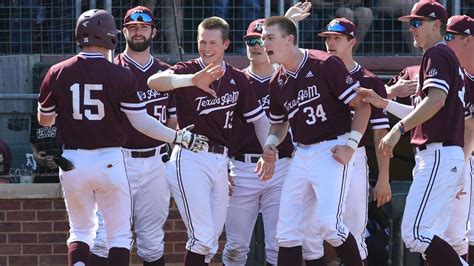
[[385, 79, 417, 100], [373, 128, 392, 207], [357, 88, 414, 119], [251, 115, 271, 149], [147, 63, 224, 97], [125, 112, 209, 152]]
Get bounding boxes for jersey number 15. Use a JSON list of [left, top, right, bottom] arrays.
[[70, 83, 105, 121]]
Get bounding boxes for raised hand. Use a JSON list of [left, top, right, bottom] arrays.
[[174, 124, 209, 152], [191, 63, 225, 98], [285, 1, 312, 22]]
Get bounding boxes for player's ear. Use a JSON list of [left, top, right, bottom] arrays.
[[122, 27, 129, 37], [223, 39, 230, 50], [287, 34, 295, 45], [152, 27, 157, 39]]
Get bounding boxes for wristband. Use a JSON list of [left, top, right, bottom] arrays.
[[396, 121, 406, 135], [264, 135, 280, 148], [170, 74, 194, 88], [346, 130, 363, 151]]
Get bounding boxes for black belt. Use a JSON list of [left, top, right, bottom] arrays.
[[207, 144, 227, 155], [416, 141, 455, 152], [234, 153, 291, 163], [131, 145, 168, 158]]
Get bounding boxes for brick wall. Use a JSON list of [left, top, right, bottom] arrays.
[[0, 198, 224, 266]]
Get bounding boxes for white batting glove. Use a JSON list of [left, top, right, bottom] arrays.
[[174, 124, 209, 152]]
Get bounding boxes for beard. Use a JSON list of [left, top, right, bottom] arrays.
[[127, 35, 153, 52]]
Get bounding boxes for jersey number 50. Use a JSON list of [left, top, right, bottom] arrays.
[[70, 83, 105, 121]]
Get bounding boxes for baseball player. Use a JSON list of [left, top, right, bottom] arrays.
[[301, 17, 391, 265], [443, 14, 474, 263], [222, 18, 294, 266], [259, 16, 371, 265], [147, 17, 272, 265], [358, 1, 467, 264], [37, 9, 207, 266], [89, 6, 176, 266]]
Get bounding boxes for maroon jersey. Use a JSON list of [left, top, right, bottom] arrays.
[[387, 65, 421, 105], [465, 69, 474, 118], [115, 53, 176, 149], [229, 68, 294, 157], [350, 63, 390, 146], [170, 58, 265, 147], [269, 49, 360, 145], [38, 52, 145, 149], [411, 43, 465, 148]]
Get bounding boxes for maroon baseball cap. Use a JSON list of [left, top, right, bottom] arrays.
[[244, 19, 265, 39], [399, 0, 448, 22], [318, 18, 357, 38], [123, 6, 155, 26], [447, 15, 474, 35]]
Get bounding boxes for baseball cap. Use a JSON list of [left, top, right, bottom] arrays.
[[447, 15, 474, 35], [318, 18, 357, 38], [123, 6, 155, 26], [244, 18, 265, 39], [398, 0, 448, 23]]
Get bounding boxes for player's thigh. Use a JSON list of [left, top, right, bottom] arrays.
[[343, 155, 369, 232]]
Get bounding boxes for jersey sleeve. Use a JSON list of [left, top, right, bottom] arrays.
[[464, 78, 473, 119], [37, 67, 57, 116], [235, 71, 265, 123], [324, 56, 360, 105], [119, 70, 147, 114], [268, 72, 287, 124], [370, 77, 390, 129], [421, 49, 452, 95]]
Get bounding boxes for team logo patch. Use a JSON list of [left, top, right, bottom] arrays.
[[255, 22, 263, 33], [345, 76, 353, 84], [427, 68, 438, 77], [83, 37, 89, 43]]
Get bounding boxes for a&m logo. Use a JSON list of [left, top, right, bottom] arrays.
[[255, 22, 263, 33], [345, 76, 354, 85], [427, 68, 438, 77]]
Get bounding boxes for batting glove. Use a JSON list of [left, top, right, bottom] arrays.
[[174, 124, 209, 152]]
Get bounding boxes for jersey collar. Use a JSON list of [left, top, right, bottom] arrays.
[[349, 62, 361, 75], [122, 53, 154, 72], [283, 49, 308, 78], [245, 65, 277, 83], [197, 57, 227, 73], [77, 52, 106, 59]]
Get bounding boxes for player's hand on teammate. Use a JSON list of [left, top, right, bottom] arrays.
[[256, 144, 277, 181], [374, 179, 392, 207], [331, 144, 355, 164], [285, 1, 312, 22], [192, 63, 225, 98], [356, 88, 389, 109], [378, 127, 401, 158], [174, 124, 210, 152], [386, 79, 417, 99]]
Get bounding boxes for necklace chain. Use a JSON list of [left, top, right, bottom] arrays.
[[210, 77, 222, 95]]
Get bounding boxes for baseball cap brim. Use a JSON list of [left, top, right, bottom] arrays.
[[398, 15, 426, 22], [244, 33, 262, 39], [318, 31, 346, 37], [123, 21, 153, 26]]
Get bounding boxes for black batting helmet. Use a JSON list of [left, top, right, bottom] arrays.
[[75, 9, 120, 50]]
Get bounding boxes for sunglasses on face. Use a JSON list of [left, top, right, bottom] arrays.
[[246, 38, 264, 47], [129, 12, 153, 23], [409, 18, 434, 28], [444, 32, 469, 42]]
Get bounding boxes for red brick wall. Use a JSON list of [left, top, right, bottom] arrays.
[[0, 199, 223, 266]]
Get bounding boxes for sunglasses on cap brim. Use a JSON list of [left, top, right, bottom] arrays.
[[245, 38, 264, 47], [129, 12, 153, 23], [409, 18, 435, 28]]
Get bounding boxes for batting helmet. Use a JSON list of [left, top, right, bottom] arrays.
[[75, 9, 120, 50]]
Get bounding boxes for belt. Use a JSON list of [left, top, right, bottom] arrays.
[[415, 142, 456, 152], [297, 136, 338, 147], [128, 145, 168, 158], [234, 153, 291, 163], [207, 144, 227, 155]]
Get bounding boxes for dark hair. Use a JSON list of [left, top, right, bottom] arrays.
[[264, 16, 298, 45], [198, 16, 229, 40]]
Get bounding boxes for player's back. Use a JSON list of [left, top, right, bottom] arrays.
[[39, 52, 140, 149]]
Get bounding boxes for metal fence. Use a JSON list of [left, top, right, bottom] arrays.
[[0, 0, 473, 56]]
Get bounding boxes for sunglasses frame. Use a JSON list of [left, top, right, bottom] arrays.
[[326, 23, 347, 33], [445, 32, 469, 42], [409, 18, 435, 28], [245, 38, 264, 47], [129, 12, 153, 23]]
